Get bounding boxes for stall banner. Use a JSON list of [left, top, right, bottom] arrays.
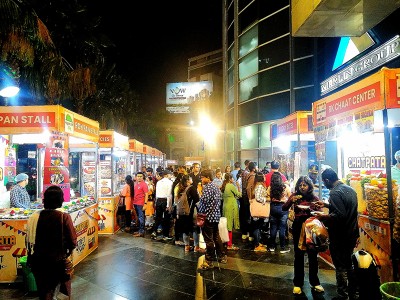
[[0, 219, 27, 282], [99, 130, 129, 150], [60, 108, 99, 144], [385, 68, 400, 109], [43, 166, 70, 202], [357, 215, 393, 282], [98, 196, 120, 234], [71, 203, 99, 266]]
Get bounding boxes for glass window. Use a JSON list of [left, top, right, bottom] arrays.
[[259, 122, 273, 148], [239, 124, 259, 149], [294, 57, 314, 87], [239, 100, 258, 126], [225, 130, 235, 152], [294, 87, 315, 111], [293, 37, 314, 59], [228, 46, 234, 69], [239, 74, 258, 103], [239, 25, 258, 58], [226, 108, 234, 130], [227, 1, 235, 25], [228, 68, 234, 88], [259, 0, 289, 17], [239, 1, 258, 32], [258, 36, 290, 69], [240, 150, 259, 166], [239, 49, 258, 80], [228, 87, 234, 106], [238, 0, 253, 12], [258, 63, 290, 95], [258, 92, 290, 122], [228, 25, 235, 47], [259, 8, 289, 44]]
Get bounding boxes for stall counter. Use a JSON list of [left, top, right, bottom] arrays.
[[98, 195, 120, 234], [0, 203, 98, 283]]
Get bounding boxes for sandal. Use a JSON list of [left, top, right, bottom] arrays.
[[197, 261, 214, 271], [227, 245, 239, 251]]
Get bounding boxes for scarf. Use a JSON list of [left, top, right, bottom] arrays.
[[26, 210, 41, 255]]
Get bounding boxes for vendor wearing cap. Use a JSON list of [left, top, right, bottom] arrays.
[[10, 173, 31, 209], [308, 164, 319, 185], [391, 150, 400, 185]]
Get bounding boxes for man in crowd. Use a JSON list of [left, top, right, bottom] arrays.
[[240, 160, 251, 241], [230, 161, 241, 183], [189, 162, 201, 188], [132, 172, 148, 237], [264, 160, 288, 187], [152, 169, 173, 241], [317, 168, 359, 300]]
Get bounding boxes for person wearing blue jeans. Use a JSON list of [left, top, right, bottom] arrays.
[[266, 172, 291, 253], [134, 204, 145, 235]]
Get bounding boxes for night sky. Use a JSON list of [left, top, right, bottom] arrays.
[[90, 1, 223, 110]]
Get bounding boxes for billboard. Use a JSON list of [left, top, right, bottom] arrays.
[[166, 81, 213, 113]]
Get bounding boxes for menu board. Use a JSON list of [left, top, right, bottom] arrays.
[[100, 159, 112, 196], [81, 153, 96, 197]]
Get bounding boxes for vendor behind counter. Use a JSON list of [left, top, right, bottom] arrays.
[[10, 173, 31, 209]]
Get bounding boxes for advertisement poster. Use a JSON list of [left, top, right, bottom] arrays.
[[97, 196, 119, 234], [43, 166, 70, 202]]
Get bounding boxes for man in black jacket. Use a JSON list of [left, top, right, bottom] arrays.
[[317, 168, 359, 300]]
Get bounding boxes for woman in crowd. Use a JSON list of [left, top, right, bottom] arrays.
[[252, 172, 270, 252], [221, 173, 241, 250], [120, 175, 135, 232], [283, 176, 324, 295], [223, 165, 232, 178], [212, 168, 224, 189], [27, 186, 77, 299], [197, 170, 226, 270], [267, 172, 291, 253]]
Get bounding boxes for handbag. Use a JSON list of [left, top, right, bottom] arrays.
[[61, 213, 74, 280], [249, 198, 270, 218], [218, 217, 229, 243], [117, 196, 126, 215], [63, 256, 74, 277], [196, 213, 207, 227]]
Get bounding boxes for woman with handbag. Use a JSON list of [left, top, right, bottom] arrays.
[[282, 176, 324, 295], [26, 185, 77, 300], [251, 172, 270, 252], [221, 173, 241, 250], [120, 175, 135, 232], [267, 172, 291, 253]]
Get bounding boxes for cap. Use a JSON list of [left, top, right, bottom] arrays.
[[15, 173, 29, 183], [309, 164, 319, 174]]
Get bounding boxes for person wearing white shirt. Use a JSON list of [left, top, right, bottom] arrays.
[[0, 182, 14, 208], [151, 170, 173, 241]]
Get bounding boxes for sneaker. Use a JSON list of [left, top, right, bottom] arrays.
[[194, 246, 206, 253], [268, 247, 275, 253], [311, 285, 324, 293], [227, 245, 239, 251], [163, 236, 173, 241], [254, 245, 267, 252], [248, 236, 254, 242], [197, 260, 214, 271], [241, 234, 248, 240], [280, 247, 290, 254], [218, 255, 228, 264], [293, 286, 302, 295], [175, 240, 185, 246], [151, 232, 157, 239], [133, 232, 144, 237]]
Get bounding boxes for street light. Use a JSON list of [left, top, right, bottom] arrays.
[[0, 85, 20, 97]]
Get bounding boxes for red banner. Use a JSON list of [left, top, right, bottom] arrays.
[[0, 112, 56, 127]]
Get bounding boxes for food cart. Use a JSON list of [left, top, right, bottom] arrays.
[[312, 67, 400, 282], [98, 130, 129, 234], [270, 111, 315, 183], [0, 105, 99, 282]]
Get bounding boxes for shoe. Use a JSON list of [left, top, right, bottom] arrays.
[[175, 241, 185, 246], [218, 255, 228, 264], [194, 246, 206, 253], [185, 245, 190, 252], [124, 227, 131, 233], [163, 236, 173, 241], [254, 245, 267, 252], [280, 247, 290, 254], [133, 232, 144, 237], [151, 232, 157, 239], [241, 234, 248, 240], [227, 245, 239, 251], [311, 285, 324, 293], [268, 247, 275, 253], [197, 260, 214, 271], [248, 236, 254, 242], [293, 286, 302, 295]]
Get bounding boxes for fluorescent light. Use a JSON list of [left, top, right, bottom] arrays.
[[0, 86, 20, 97]]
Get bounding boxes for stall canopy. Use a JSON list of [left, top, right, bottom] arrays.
[[0, 105, 99, 143], [271, 111, 313, 141], [99, 130, 129, 150]]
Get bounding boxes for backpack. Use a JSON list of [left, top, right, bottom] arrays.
[[175, 186, 191, 215]]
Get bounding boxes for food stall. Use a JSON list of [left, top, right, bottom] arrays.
[[98, 130, 129, 234], [0, 105, 99, 282], [129, 139, 144, 174], [312, 67, 400, 282], [270, 111, 315, 183]]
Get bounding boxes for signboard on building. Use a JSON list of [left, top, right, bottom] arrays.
[[166, 81, 213, 114]]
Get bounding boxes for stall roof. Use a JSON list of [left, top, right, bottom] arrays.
[[99, 130, 129, 150], [271, 111, 313, 141], [0, 105, 99, 143]]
